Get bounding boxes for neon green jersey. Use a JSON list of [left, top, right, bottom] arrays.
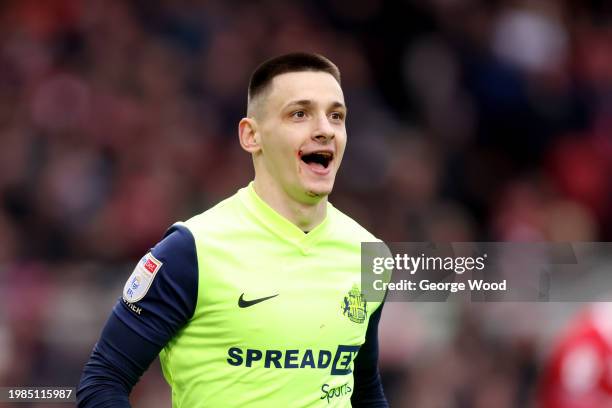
[[159, 183, 385, 407]]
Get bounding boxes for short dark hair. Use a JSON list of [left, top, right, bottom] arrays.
[[247, 52, 341, 105]]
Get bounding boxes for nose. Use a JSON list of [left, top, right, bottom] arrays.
[[312, 115, 335, 143]]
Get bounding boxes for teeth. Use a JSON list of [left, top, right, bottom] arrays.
[[308, 151, 332, 158]]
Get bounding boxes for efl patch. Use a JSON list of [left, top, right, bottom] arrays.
[[123, 253, 162, 303]]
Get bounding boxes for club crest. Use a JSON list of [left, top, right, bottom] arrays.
[[341, 284, 367, 324]]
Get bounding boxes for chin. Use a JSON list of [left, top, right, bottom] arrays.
[[304, 182, 334, 199], [305, 190, 329, 199]]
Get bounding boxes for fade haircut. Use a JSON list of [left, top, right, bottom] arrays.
[[247, 52, 341, 117]]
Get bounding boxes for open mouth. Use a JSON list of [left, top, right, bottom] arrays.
[[300, 151, 334, 169]]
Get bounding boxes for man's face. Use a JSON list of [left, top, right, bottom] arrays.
[[254, 71, 347, 203]]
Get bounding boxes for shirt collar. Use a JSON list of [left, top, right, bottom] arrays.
[[238, 182, 332, 250]]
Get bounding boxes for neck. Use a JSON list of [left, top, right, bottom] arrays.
[[253, 176, 327, 232]]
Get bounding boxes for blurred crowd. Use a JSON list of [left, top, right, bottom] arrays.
[[0, 0, 611, 406]]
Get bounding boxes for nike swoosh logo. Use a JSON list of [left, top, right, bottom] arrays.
[[238, 293, 279, 308]]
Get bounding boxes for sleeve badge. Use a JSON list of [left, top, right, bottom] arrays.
[[123, 252, 163, 303]]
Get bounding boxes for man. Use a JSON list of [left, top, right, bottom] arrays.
[[539, 303, 612, 408], [77, 52, 388, 407]]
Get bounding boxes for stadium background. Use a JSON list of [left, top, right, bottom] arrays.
[[0, 0, 611, 406]]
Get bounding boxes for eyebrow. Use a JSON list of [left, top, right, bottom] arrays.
[[283, 99, 346, 111]]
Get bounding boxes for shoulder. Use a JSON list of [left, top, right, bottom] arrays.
[[327, 202, 379, 243], [180, 190, 244, 234]]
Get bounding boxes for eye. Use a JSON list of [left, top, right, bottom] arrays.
[[291, 110, 306, 119], [330, 112, 344, 121]]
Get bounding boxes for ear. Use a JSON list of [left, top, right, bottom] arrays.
[[238, 117, 261, 154]]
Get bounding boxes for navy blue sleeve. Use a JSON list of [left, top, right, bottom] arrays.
[[77, 225, 198, 408], [351, 302, 388, 408]]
